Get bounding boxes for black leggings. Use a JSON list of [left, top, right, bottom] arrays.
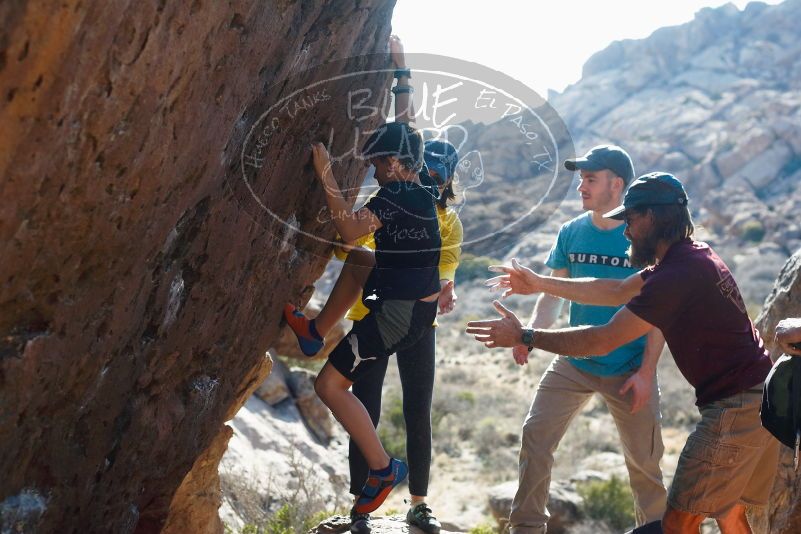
[[348, 326, 436, 497]]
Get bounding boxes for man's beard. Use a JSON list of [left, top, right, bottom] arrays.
[[628, 230, 660, 268]]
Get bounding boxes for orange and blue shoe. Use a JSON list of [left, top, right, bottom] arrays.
[[353, 458, 408, 514], [283, 304, 324, 357]]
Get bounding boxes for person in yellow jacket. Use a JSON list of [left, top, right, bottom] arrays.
[[285, 138, 462, 532], [355, 165, 462, 524], [329, 139, 462, 534], [283, 36, 462, 534]]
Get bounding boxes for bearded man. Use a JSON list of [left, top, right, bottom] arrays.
[[468, 172, 779, 534]]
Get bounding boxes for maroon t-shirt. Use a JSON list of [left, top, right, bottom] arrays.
[[626, 239, 772, 405]]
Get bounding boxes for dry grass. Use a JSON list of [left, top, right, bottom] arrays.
[[221, 447, 348, 533]]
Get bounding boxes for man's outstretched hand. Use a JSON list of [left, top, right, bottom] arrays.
[[466, 300, 524, 348], [485, 258, 543, 298]]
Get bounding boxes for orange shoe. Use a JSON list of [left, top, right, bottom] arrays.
[[353, 458, 408, 514], [283, 304, 324, 357]]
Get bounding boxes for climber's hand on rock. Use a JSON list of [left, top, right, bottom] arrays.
[[389, 35, 406, 68], [311, 142, 333, 181]]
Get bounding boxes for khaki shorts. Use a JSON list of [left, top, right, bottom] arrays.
[[668, 386, 780, 518]]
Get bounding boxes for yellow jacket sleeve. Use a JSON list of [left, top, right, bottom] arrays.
[[332, 233, 376, 261], [438, 206, 463, 281]]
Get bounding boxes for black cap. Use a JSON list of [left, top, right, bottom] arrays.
[[604, 172, 689, 220], [564, 144, 635, 184], [361, 122, 424, 172]]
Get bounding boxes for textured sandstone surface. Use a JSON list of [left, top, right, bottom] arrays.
[[756, 251, 801, 534], [0, 1, 395, 532]]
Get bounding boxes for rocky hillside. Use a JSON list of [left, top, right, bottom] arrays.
[[549, 0, 801, 305], [453, 0, 801, 308], [0, 1, 395, 532]]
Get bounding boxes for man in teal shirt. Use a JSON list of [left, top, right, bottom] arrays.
[[508, 146, 667, 534]]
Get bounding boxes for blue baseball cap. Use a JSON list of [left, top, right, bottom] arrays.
[[423, 139, 459, 186], [564, 144, 635, 184], [603, 172, 689, 220]]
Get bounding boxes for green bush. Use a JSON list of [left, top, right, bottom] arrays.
[[378, 395, 407, 459], [474, 417, 499, 458], [221, 448, 345, 534], [457, 390, 476, 404], [455, 253, 502, 285], [225, 505, 335, 534], [265, 504, 295, 534], [577, 476, 635, 531], [469, 523, 498, 534], [740, 219, 765, 243]]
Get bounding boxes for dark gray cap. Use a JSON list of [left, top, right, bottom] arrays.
[[603, 172, 689, 220], [564, 144, 635, 184]]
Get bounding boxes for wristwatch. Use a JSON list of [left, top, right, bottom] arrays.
[[521, 327, 536, 352]]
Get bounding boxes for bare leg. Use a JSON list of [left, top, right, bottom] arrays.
[[663, 505, 703, 534], [314, 247, 375, 337], [314, 361, 390, 470], [716, 504, 751, 534]]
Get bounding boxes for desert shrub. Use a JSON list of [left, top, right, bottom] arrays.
[[576, 476, 635, 532], [432, 388, 476, 428], [457, 390, 476, 404], [431, 413, 463, 457], [378, 395, 407, 459], [224, 524, 256, 534], [455, 253, 502, 284], [740, 219, 765, 243], [474, 418, 499, 458], [469, 523, 498, 534], [264, 503, 299, 534], [221, 447, 348, 534], [429, 385, 486, 456], [225, 505, 333, 534], [221, 471, 272, 528]]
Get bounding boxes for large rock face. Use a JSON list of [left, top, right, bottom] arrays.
[[0, 1, 395, 532], [755, 250, 801, 533]]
